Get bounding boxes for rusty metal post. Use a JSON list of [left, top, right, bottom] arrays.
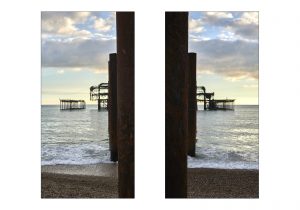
[[165, 12, 188, 198], [188, 53, 197, 157], [108, 53, 118, 162], [116, 12, 135, 198]]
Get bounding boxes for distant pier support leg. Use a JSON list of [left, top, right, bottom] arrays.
[[165, 12, 188, 198], [188, 52, 197, 157], [97, 99, 100, 110], [108, 53, 118, 162], [116, 12, 135, 198]]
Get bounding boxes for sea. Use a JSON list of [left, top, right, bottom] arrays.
[[41, 105, 258, 169], [189, 105, 259, 169], [41, 105, 110, 165]]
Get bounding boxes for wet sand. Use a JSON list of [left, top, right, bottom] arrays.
[[41, 163, 118, 198], [188, 168, 259, 198]]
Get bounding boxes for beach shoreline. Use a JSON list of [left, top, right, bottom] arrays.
[[41, 163, 118, 198], [41, 164, 258, 198], [188, 168, 259, 198], [42, 163, 118, 177]]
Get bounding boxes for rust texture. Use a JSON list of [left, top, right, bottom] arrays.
[[108, 53, 118, 162], [116, 12, 135, 198], [165, 12, 188, 198], [187, 52, 197, 157]]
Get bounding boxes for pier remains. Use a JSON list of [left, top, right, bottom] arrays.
[[90, 83, 108, 110], [197, 86, 235, 110], [59, 99, 86, 110]]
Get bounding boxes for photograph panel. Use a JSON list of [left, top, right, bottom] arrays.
[[41, 11, 134, 198], [165, 11, 259, 198]]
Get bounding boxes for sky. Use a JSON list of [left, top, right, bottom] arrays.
[[189, 12, 259, 105], [42, 11, 258, 105], [41, 11, 116, 104]]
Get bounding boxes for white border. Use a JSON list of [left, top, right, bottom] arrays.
[[1, 0, 300, 209]]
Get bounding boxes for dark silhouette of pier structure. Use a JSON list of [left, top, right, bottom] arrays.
[[59, 99, 86, 110], [197, 86, 235, 110], [89, 83, 108, 110]]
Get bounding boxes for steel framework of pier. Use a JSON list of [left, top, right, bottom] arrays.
[[59, 99, 86, 110], [89, 83, 108, 110], [197, 86, 235, 110]]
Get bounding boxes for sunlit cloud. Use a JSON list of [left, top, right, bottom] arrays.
[[189, 19, 205, 33], [42, 12, 91, 35], [93, 16, 115, 32]]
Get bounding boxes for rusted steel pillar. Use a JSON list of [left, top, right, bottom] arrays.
[[116, 12, 135, 198], [108, 53, 118, 162], [165, 12, 188, 198], [188, 52, 197, 157]]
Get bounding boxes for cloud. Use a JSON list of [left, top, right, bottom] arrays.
[[42, 12, 116, 41], [93, 14, 115, 32], [237, 12, 258, 25], [206, 12, 233, 19], [42, 12, 116, 74], [42, 12, 91, 35], [217, 31, 236, 41], [198, 12, 234, 28], [94, 18, 112, 31], [203, 12, 234, 26], [189, 19, 205, 33], [189, 12, 258, 41], [189, 34, 211, 42], [189, 39, 258, 80], [42, 38, 116, 72]]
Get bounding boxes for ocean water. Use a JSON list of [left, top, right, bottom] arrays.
[[41, 105, 111, 165], [188, 105, 259, 169], [42, 105, 258, 169]]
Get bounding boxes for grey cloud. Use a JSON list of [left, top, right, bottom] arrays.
[[189, 39, 258, 79], [232, 23, 258, 40], [201, 12, 234, 26], [42, 38, 116, 70]]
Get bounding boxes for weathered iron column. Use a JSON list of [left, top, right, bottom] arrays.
[[187, 52, 197, 157], [116, 12, 135, 198], [165, 12, 188, 198], [108, 53, 118, 162]]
